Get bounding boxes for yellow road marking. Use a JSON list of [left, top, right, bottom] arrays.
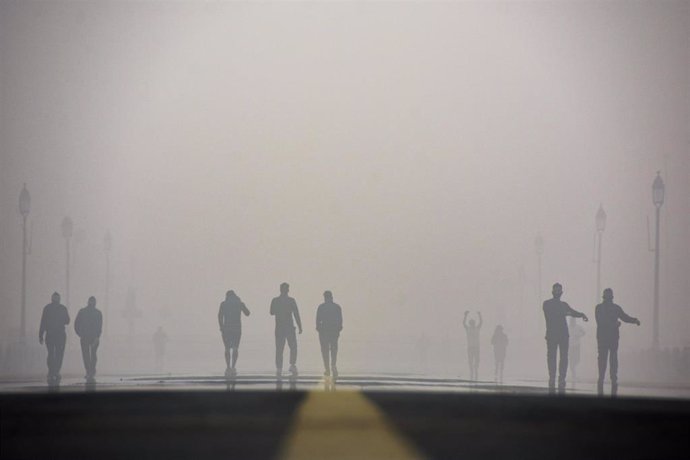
[[280, 388, 425, 460]]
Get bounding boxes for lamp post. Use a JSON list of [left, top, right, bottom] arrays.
[[651, 172, 665, 349], [535, 234, 544, 300], [18, 184, 31, 339], [103, 231, 112, 337], [595, 205, 607, 302], [61, 217, 73, 307]]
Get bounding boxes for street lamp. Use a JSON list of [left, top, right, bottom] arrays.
[[61, 216, 73, 307], [651, 172, 665, 349], [103, 231, 112, 336], [18, 184, 31, 339], [595, 205, 607, 302], [535, 234, 544, 300]]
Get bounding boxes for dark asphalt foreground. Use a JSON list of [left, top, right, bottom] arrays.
[[2, 390, 689, 460]]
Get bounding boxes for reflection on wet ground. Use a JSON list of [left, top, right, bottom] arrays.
[[1, 373, 689, 398]]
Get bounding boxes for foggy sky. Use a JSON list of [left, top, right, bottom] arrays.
[[1, 1, 688, 376]]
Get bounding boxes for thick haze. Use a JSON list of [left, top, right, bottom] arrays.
[[1, 1, 688, 378]]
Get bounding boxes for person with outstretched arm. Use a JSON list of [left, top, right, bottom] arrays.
[[543, 283, 588, 394], [595, 288, 640, 396]]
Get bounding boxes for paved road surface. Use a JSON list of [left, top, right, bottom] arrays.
[[2, 375, 689, 459]]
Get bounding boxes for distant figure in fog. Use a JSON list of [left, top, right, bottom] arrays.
[[153, 326, 168, 370], [491, 325, 508, 383], [568, 317, 586, 385], [39, 292, 70, 385], [271, 283, 302, 377], [595, 288, 640, 396], [316, 291, 342, 379], [218, 290, 250, 377], [543, 283, 588, 394], [463, 311, 482, 381], [74, 296, 102, 383]]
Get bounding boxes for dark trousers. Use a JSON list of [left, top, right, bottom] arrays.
[[45, 333, 66, 376], [546, 336, 569, 391], [275, 327, 297, 370], [80, 338, 99, 376], [598, 338, 619, 394], [319, 333, 339, 371]]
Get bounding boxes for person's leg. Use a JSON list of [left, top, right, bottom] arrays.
[[91, 339, 99, 376], [319, 333, 330, 374], [80, 339, 90, 376], [558, 338, 569, 392], [331, 336, 338, 370], [287, 328, 298, 367], [46, 338, 55, 377], [471, 349, 479, 380], [494, 352, 499, 381], [55, 334, 66, 377], [231, 331, 241, 369], [231, 347, 238, 368], [467, 348, 474, 380], [476, 347, 481, 379], [597, 340, 608, 395], [546, 339, 556, 391], [610, 340, 619, 395], [275, 331, 286, 372]]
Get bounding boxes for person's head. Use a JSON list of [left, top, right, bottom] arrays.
[[603, 288, 614, 303], [87, 296, 96, 308], [280, 282, 289, 295], [324, 290, 333, 302], [552, 283, 563, 299], [495, 325, 503, 334], [226, 290, 235, 300], [469, 318, 476, 327], [51, 292, 60, 304]]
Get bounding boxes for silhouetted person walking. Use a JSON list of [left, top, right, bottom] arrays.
[[568, 317, 586, 385], [271, 282, 302, 377], [74, 296, 102, 383], [595, 288, 640, 396], [39, 292, 70, 385], [543, 283, 588, 394], [153, 326, 168, 370], [316, 290, 342, 379], [218, 290, 250, 377], [463, 311, 482, 381], [491, 325, 508, 383]]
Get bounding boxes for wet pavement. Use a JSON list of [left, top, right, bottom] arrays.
[[1, 373, 689, 399], [2, 374, 689, 459]]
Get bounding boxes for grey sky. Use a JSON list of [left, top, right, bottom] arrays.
[[1, 1, 688, 375]]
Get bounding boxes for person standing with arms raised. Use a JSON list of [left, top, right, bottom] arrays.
[[271, 282, 302, 377], [595, 288, 640, 396], [543, 283, 588, 394], [39, 292, 70, 385]]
